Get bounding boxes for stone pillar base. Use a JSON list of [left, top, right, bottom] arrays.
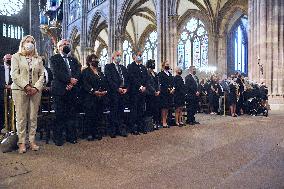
[[268, 96, 284, 110]]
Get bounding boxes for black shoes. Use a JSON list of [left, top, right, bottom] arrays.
[[193, 121, 200, 125], [110, 134, 117, 138], [132, 131, 140, 135], [67, 139, 78, 144]]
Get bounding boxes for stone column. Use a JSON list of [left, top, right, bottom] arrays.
[[217, 34, 227, 74], [248, 0, 284, 109], [108, 0, 118, 59], [62, 0, 69, 39], [80, 0, 88, 66], [156, 0, 168, 70], [167, 14, 179, 72]]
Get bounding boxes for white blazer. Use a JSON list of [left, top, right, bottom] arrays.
[[11, 53, 44, 91]]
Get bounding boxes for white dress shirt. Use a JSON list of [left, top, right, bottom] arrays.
[[44, 68, 49, 84], [4, 63, 10, 85]]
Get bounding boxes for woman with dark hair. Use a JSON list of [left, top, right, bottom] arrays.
[[81, 54, 108, 140], [158, 60, 174, 128], [208, 75, 219, 115], [173, 67, 185, 126], [228, 75, 238, 117]]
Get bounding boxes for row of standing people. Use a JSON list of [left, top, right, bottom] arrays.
[[1, 36, 200, 153], [199, 73, 246, 117], [45, 39, 201, 146]]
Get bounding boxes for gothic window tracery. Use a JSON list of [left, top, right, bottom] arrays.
[[122, 40, 133, 67], [69, 0, 81, 24], [0, 0, 24, 16], [2, 23, 24, 39], [142, 31, 157, 65], [177, 18, 208, 70], [99, 48, 108, 72], [228, 15, 248, 75]]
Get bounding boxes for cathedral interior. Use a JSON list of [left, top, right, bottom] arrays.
[[1, 0, 283, 108], [0, 0, 284, 188]]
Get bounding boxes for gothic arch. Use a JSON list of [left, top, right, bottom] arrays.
[[68, 26, 79, 44], [117, 0, 156, 37], [87, 10, 108, 47], [217, 0, 248, 36], [177, 9, 212, 35], [137, 24, 157, 50]]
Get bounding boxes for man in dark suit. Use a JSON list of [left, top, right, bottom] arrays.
[[104, 51, 129, 137], [50, 39, 81, 146], [127, 52, 148, 134], [185, 66, 200, 125], [0, 54, 13, 131]]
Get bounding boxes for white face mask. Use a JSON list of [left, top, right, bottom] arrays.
[[24, 42, 34, 52]]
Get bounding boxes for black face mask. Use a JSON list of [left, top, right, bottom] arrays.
[[6, 60, 11, 66], [164, 66, 170, 70], [97, 67, 102, 72], [178, 71, 182, 75], [192, 70, 197, 75], [90, 61, 99, 68], [150, 63, 155, 69], [63, 45, 71, 55]]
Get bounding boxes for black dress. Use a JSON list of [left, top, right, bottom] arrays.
[[208, 81, 220, 112], [145, 70, 161, 124], [228, 83, 237, 106], [81, 67, 109, 138], [159, 71, 174, 109], [173, 75, 185, 108]]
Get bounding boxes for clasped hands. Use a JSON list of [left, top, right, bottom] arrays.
[[118, 87, 127, 95], [25, 85, 38, 96], [94, 90, 107, 97], [168, 87, 175, 94], [66, 78, 78, 91], [139, 86, 146, 93]]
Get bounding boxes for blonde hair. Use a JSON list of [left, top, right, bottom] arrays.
[[18, 35, 38, 57]]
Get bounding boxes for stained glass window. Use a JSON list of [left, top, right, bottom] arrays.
[[177, 18, 208, 70], [142, 31, 157, 66], [122, 40, 133, 67], [69, 0, 81, 24], [0, 0, 24, 16], [234, 17, 248, 74], [99, 48, 108, 72], [228, 16, 248, 75], [2, 23, 24, 39]]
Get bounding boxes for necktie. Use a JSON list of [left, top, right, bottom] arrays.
[[116, 64, 124, 87], [64, 58, 71, 76], [8, 68, 12, 85]]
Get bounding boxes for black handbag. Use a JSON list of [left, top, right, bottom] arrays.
[[1, 131, 18, 153]]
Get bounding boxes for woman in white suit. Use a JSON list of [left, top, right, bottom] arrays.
[[11, 35, 44, 153]]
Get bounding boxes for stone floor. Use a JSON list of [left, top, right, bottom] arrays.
[[0, 111, 284, 189]]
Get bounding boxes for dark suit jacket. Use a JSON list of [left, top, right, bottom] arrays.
[[104, 63, 129, 95], [81, 67, 109, 109], [159, 71, 174, 96], [44, 66, 53, 87], [0, 65, 5, 100], [127, 61, 148, 95], [146, 70, 159, 95], [173, 75, 185, 98], [185, 73, 199, 100], [50, 54, 81, 96]]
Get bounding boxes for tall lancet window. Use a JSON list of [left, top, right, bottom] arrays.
[[142, 31, 157, 65], [227, 15, 248, 76], [177, 18, 208, 70], [122, 40, 133, 67]]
